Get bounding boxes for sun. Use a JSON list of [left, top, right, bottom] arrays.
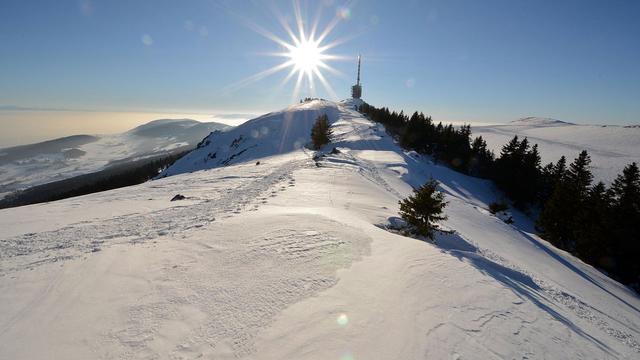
[[288, 38, 323, 75], [226, 1, 352, 100]]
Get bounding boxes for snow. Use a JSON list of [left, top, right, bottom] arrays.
[[160, 100, 341, 177], [1, 100, 639, 359], [473, 118, 640, 184]]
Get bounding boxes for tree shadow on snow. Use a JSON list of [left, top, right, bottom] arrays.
[[434, 231, 619, 356], [515, 229, 640, 314], [395, 148, 640, 314]]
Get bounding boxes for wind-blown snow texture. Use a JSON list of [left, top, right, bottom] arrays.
[[1, 100, 639, 359]]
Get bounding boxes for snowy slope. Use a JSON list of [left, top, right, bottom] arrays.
[[473, 117, 640, 184], [161, 100, 343, 176], [0, 119, 230, 198], [1, 100, 639, 359]]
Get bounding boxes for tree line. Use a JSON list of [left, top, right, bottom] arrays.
[[358, 103, 640, 290], [0, 151, 188, 209]]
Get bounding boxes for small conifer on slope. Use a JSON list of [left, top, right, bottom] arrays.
[[310, 114, 333, 150], [399, 179, 448, 240]]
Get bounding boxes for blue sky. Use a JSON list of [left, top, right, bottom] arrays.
[[1, 0, 639, 126]]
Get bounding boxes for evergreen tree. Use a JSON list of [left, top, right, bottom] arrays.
[[400, 111, 433, 152], [609, 162, 640, 284], [469, 136, 494, 178], [538, 151, 593, 250], [540, 156, 567, 203], [573, 182, 613, 267], [493, 136, 521, 197], [552, 156, 568, 183], [520, 143, 542, 204], [493, 136, 542, 207], [537, 178, 576, 249], [310, 114, 332, 150], [566, 150, 593, 198], [399, 179, 448, 240]]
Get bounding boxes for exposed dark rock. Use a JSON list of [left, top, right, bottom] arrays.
[[170, 194, 186, 201]]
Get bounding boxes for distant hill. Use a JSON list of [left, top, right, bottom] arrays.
[[0, 119, 231, 199], [128, 119, 222, 138], [509, 117, 575, 127], [0, 135, 98, 166]]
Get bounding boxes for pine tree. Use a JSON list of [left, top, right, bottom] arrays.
[[537, 151, 593, 251], [494, 136, 521, 194], [493, 136, 542, 207], [399, 179, 448, 240], [469, 136, 494, 178], [537, 179, 575, 249], [310, 114, 332, 150], [520, 143, 542, 204], [574, 182, 613, 266], [609, 162, 640, 283], [540, 156, 567, 204], [567, 150, 593, 198]]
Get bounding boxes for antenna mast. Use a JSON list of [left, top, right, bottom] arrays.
[[351, 54, 363, 99], [356, 54, 361, 86]]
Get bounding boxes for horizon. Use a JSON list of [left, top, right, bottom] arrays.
[[0, 108, 260, 148], [4, 102, 630, 149], [1, 102, 636, 148], [1, 0, 639, 146]]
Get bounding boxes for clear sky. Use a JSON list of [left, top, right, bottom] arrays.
[[1, 0, 639, 146]]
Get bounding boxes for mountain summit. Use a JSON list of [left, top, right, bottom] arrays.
[[162, 100, 343, 176]]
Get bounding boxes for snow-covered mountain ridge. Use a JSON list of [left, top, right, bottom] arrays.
[[161, 100, 344, 176], [1, 99, 638, 359]]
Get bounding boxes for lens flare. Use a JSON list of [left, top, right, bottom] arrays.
[[337, 313, 349, 326], [226, 1, 353, 100], [288, 38, 322, 74]]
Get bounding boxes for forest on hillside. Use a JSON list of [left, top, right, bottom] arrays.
[[359, 103, 640, 291]]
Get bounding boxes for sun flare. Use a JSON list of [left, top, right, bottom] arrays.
[[288, 38, 323, 75], [227, 2, 352, 100]]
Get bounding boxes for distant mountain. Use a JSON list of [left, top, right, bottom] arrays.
[[0, 119, 231, 198], [0, 135, 99, 166], [509, 117, 575, 127], [127, 119, 220, 138]]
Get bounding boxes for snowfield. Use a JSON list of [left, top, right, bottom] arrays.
[[1, 100, 639, 359], [473, 117, 640, 184]]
